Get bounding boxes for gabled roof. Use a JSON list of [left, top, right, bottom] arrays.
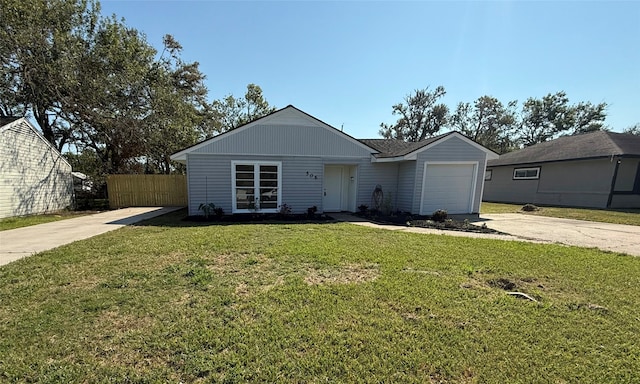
[[488, 131, 640, 167], [0, 117, 72, 168], [360, 132, 454, 158], [170, 105, 378, 161], [170, 107, 498, 163], [361, 131, 499, 161]]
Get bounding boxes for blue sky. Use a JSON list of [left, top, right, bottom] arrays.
[[100, 1, 639, 138]]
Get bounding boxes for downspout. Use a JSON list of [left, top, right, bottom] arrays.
[[606, 156, 621, 208]]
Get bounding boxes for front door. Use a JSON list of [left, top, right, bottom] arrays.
[[323, 165, 343, 212]]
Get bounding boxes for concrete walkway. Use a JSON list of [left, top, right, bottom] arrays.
[[480, 213, 640, 256], [332, 212, 640, 256], [0, 207, 181, 266]]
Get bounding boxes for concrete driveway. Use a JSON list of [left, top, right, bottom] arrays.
[[480, 213, 640, 256], [0, 207, 181, 266]]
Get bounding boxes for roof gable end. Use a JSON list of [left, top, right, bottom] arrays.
[[1, 117, 71, 168], [171, 105, 378, 161], [405, 132, 499, 160]]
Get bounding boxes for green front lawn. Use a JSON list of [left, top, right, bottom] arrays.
[[482, 202, 640, 226], [0, 211, 96, 231], [1, 210, 638, 382]]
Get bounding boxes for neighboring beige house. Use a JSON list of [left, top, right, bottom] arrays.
[[0, 117, 73, 218], [483, 131, 640, 209]]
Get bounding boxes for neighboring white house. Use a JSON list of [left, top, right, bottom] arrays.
[[0, 117, 73, 218], [171, 105, 498, 216]]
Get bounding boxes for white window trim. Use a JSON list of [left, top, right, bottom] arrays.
[[513, 167, 540, 180], [231, 161, 282, 213]]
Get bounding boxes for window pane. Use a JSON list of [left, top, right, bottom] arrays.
[[260, 188, 277, 201], [260, 172, 278, 180], [236, 188, 254, 206], [514, 170, 526, 178], [236, 164, 254, 172], [260, 180, 278, 188], [260, 165, 277, 173], [236, 180, 254, 187], [236, 172, 254, 180]]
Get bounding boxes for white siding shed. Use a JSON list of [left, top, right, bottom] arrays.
[[0, 118, 73, 218]]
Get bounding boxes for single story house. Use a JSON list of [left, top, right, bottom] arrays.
[[171, 105, 498, 216], [0, 117, 73, 218], [483, 130, 640, 209]]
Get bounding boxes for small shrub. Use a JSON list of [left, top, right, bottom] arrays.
[[431, 209, 448, 222], [198, 203, 217, 219], [278, 204, 292, 216], [213, 207, 224, 217], [358, 204, 369, 214], [521, 203, 540, 212], [307, 205, 318, 218]]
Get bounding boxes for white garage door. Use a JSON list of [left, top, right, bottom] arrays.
[[421, 163, 476, 214]]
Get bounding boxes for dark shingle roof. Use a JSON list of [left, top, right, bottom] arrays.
[[359, 132, 454, 158], [0, 116, 22, 127], [489, 131, 640, 166]]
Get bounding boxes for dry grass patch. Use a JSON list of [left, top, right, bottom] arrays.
[[304, 263, 380, 285], [94, 310, 155, 334]]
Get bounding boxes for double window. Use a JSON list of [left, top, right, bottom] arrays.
[[232, 161, 281, 213], [513, 167, 540, 180]]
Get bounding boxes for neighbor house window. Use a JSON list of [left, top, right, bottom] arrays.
[[513, 167, 540, 180], [232, 161, 281, 213], [484, 169, 492, 181]]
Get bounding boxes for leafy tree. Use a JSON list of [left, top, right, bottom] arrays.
[[517, 91, 607, 146], [623, 123, 640, 135], [2, 1, 211, 175], [451, 96, 518, 154], [379, 86, 449, 142], [209, 84, 275, 134], [0, 0, 100, 151], [63, 15, 157, 174], [143, 35, 210, 174]]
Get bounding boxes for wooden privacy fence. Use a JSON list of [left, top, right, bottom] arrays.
[[107, 174, 187, 208]]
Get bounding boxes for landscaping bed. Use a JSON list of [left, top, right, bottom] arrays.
[[185, 213, 334, 224], [354, 209, 502, 234]]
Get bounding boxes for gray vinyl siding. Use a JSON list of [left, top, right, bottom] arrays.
[[187, 153, 327, 215], [0, 120, 73, 218], [192, 124, 373, 158], [484, 159, 618, 208], [356, 162, 399, 211], [412, 136, 487, 213], [396, 161, 416, 212]]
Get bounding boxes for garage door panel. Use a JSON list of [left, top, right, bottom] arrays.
[[421, 163, 476, 214]]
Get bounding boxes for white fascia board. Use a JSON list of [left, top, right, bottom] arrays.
[[370, 155, 407, 163]]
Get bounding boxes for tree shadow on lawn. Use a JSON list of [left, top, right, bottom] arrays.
[[131, 208, 341, 228]]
